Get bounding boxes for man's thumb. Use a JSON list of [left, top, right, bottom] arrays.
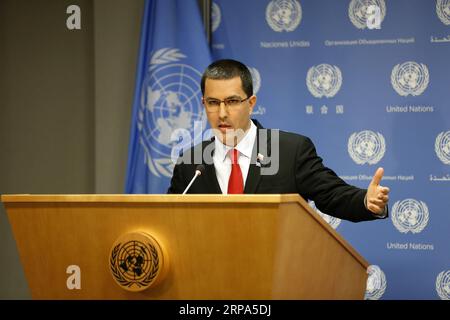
[[371, 167, 384, 186]]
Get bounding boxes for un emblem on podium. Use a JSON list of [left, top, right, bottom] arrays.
[[109, 232, 168, 292]]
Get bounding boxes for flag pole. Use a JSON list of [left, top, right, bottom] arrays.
[[199, 0, 211, 44]]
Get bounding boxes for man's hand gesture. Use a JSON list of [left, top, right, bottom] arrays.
[[366, 167, 390, 215]]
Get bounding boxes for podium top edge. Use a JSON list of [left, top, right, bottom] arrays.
[[1, 194, 303, 203], [1, 193, 370, 268]]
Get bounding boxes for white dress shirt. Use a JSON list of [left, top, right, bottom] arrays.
[[211, 120, 384, 216], [213, 120, 257, 194]]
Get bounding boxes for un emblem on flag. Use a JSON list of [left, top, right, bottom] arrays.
[[435, 131, 450, 165], [266, 0, 302, 32], [365, 265, 387, 300], [391, 61, 429, 97], [391, 199, 429, 234], [436, 0, 450, 25], [306, 64, 342, 98], [436, 270, 450, 300], [139, 48, 207, 177], [349, 0, 386, 29], [109, 232, 168, 292], [348, 130, 385, 165], [308, 201, 341, 229]]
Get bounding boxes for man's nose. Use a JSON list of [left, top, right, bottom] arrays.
[[218, 102, 228, 119]]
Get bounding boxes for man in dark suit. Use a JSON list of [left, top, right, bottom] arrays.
[[168, 59, 389, 222]]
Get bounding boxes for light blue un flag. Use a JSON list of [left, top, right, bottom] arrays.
[[125, 0, 212, 193]]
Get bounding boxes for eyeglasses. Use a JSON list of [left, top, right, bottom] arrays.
[[204, 96, 250, 112]]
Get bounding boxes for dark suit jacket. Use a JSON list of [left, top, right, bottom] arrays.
[[168, 120, 386, 222]]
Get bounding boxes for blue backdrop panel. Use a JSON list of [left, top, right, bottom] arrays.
[[211, 0, 450, 299]]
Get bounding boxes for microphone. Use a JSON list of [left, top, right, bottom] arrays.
[[182, 164, 205, 194]]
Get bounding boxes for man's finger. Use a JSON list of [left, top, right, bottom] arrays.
[[368, 203, 383, 214], [369, 198, 386, 207], [370, 167, 384, 186], [380, 187, 390, 194]]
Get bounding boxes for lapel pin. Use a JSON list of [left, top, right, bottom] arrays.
[[256, 153, 264, 167]]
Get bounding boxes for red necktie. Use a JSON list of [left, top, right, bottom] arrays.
[[227, 149, 244, 194]]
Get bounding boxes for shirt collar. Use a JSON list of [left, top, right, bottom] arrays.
[[214, 120, 257, 162]]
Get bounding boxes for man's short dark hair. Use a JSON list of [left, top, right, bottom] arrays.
[[201, 59, 253, 97]]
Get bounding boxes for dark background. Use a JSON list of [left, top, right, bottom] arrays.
[[0, 0, 147, 299]]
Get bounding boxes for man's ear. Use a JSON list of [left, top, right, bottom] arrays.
[[248, 95, 257, 114]]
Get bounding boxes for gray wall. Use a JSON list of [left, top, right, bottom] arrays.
[[0, 0, 144, 299], [94, 0, 143, 194]]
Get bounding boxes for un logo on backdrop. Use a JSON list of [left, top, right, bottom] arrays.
[[392, 199, 429, 234], [266, 0, 302, 32], [139, 48, 206, 177], [349, 0, 386, 29], [436, 270, 450, 300], [436, 0, 450, 25], [306, 64, 342, 98], [308, 201, 341, 229], [365, 265, 387, 300], [435, 131, 450, 165], [211, 2, 221, 32], [249, 67, 262, 94], [391, 61, 429, 97], [348, 130, 385, 165]]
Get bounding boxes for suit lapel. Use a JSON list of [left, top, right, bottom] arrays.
[[244, 162, 261, 194], [244, 120, 270, 194], [204, 163, 222, 193], [202, 139, 222, 194]]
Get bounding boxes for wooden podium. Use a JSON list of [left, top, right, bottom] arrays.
[[1, 194, 369, 299]]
